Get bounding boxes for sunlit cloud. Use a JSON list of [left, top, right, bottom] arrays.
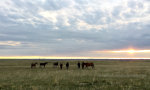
[[0, 41, 21, 46], [111, 49, 150, 54], [94, 49, 150, 54], [77, 20, 107, 30], [39, 9, 58, 23]]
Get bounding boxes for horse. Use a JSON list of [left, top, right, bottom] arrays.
[[82, 62, 85, 69], [60, 63, 63, 69], [40, 62, 48, 68], [66, 62, 69, 69], [31, 62, 38, 68], [82, 62, 94, 69], [77, 62, 80, 69], [53, 62, 59, 67]]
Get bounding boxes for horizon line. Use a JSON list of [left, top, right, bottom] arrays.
[[0, 56, 150, 59]]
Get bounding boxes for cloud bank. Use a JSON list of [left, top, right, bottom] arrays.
[[0, 0, 150, 58]]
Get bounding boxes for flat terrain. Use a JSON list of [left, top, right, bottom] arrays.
[[0, 59, 150, 90]]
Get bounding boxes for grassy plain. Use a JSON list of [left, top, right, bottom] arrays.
[[0, 59, 150, 90]]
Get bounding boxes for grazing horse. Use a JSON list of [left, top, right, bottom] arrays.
[[31, 62, 38, 68], [77, 62, 80, 69], [82, 62, 94, 69], [66, 62, 69, 69], [53, 62, 59, 67], [82, 62, 85, 69], [40, 62, 48, 68], [60, 63, 63, 69]]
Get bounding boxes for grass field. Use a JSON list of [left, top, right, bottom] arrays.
[[0, 59, 150, 90]]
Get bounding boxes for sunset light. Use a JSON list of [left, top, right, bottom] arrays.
[[111, 49, 150, 54]]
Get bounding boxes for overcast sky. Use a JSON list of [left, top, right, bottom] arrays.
[[0, 0, 150, 58]]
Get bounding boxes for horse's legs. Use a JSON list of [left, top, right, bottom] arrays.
[[31, 65, 36, 69]]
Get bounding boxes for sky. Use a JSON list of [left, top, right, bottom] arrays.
[[0, 0, 150, 59]]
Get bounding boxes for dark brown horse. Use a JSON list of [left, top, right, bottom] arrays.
[[82, 62, 94, 69], [66, 62, 69, 69], [31, 62, 38, 68], [40, 62, 48, 68], [60, 63, 63, 69], [53, 62, 59, 67]]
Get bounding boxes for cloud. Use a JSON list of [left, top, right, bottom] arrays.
[[0, 41, 21, 46], [0, 0, 150, 57]]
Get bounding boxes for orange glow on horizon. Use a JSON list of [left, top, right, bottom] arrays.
[[94, 49, 150, 54], [111, 49, 150, 54], [1, 49, 150, 59]]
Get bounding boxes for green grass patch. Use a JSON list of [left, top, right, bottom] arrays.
[[0, 59, 150, 90]]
